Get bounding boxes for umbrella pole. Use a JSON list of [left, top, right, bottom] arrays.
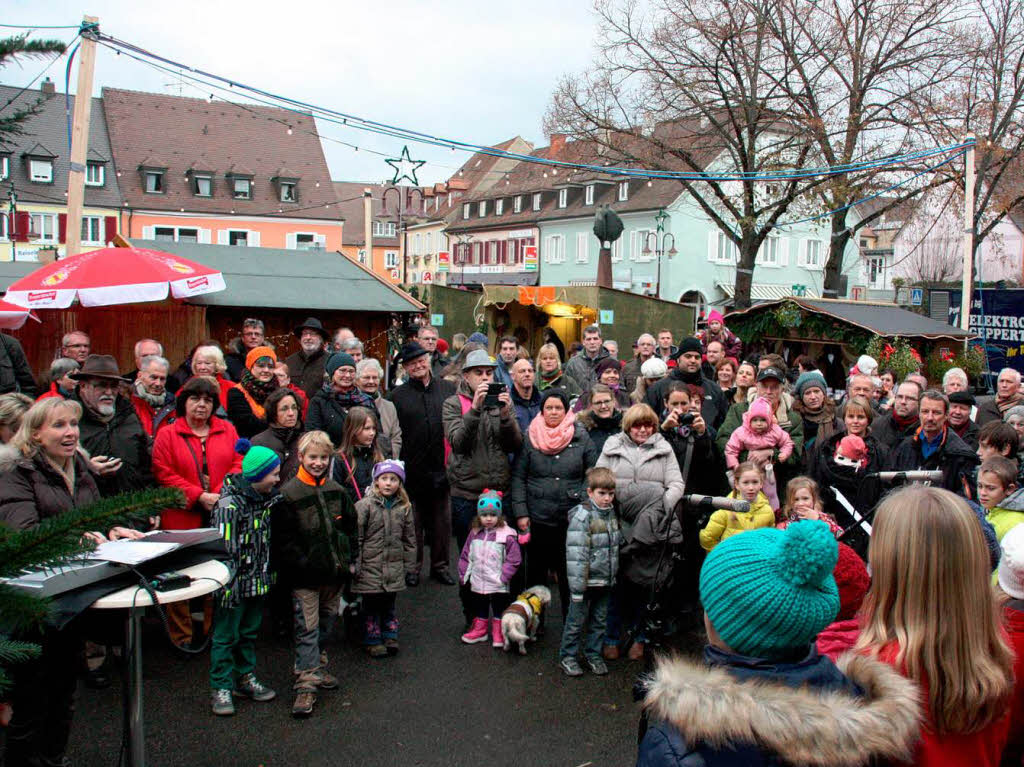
[[64, 15, 100, 260]]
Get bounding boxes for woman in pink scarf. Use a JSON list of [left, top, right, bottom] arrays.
[[509, 389, 599, 618]]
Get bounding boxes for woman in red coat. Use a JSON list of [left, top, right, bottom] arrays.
[[152, 376, 241, 647]]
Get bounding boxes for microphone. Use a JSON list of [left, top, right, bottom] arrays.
[[681, 495, 751, 513], [866, 470, 945, 483]]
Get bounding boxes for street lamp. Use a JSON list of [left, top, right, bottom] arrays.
[[455, 233, 472, 286], [643, 209, 677, 298]]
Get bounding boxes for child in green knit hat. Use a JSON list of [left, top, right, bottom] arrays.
[[209, 438, 283, 717], [637, 521, 923, 766]]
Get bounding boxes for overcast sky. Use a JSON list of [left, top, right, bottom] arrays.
[[4, 0, 599, 185]]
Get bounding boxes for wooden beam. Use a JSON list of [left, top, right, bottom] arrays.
[[64, 16, 99, 259]]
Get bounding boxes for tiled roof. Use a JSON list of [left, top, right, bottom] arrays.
[[333, 181, 432, 246], [449, 137, 532, 195], [102, 88, 339, 220], [0, 83, 123, 208]]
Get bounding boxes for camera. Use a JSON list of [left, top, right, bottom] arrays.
[[678, 412, 696, 427], [483, 382, 507, 408]]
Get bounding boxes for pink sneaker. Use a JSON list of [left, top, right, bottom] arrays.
[[491, 619, 504, 648], [461, 618, 489, 644]]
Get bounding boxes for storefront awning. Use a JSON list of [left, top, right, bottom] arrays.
[[716, 281, 820, 301]]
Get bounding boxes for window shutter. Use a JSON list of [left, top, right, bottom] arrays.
[[779, 238, 789, 266], [13, 211, 30, 242], [198, 228, 211, 244], [629, 231, 637, 260], [58, 214, 67, 244], [797, 239, 807, 267], [103, 216, 117, 245], [249, 231, 260, 247], [707, 230, 718, 262], [217, 229, 229, 245], [543, 236, 551, 263], [286, 233, 297, 250]]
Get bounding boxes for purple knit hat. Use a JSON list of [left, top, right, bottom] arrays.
[[372, 459, 405, 484]]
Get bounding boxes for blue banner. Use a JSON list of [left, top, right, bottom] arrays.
[[949, 289, 1024, 374]]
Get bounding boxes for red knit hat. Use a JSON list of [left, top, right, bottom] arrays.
[[436, 338, 449, 355], [833, 543, 870, 621]]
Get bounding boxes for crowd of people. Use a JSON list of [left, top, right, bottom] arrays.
[[0, 313, 1022, 766]]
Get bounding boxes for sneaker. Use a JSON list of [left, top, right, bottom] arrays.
[[385, 637, 399, 656], [367, 644, 388, 658], [460, 617, 489, 644], [559, 657, 584, 677], [314, 669, 339, 690], [211, 688, 235, 716], [292, 690, 316, 718], [233, 673, 276, 702], [584, 656, 609, 675]]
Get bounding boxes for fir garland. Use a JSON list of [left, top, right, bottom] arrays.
[[729, 301, 873, 352]]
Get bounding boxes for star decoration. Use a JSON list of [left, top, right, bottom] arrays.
[[385, 145, 426, 186]]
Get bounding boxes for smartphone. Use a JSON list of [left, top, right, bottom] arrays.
[[483, 382, 506, 408]]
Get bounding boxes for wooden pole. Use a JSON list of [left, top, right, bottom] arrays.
[[363, 188, 374, 274], [64, 16, 99, 259], [959, 134, 976, 333]]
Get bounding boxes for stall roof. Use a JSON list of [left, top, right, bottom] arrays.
[[125, 239, 424, 312], [717, 282, 821, 301], [728, 297, 971, 340], [0, 261, 42, 292]]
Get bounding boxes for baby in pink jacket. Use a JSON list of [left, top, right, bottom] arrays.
[[725, 397, 794, 510]]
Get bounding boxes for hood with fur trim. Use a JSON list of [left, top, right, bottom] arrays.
[[642, 652, 921, 766]]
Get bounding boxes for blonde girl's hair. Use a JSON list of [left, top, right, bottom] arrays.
[[535, 343, 561, 371], [0, 392, 33, 434], [732, 460, 763, 488], [297, 430, 334, 456], [783, 476, 821, 517], [338, 406, 383, 465], [11, 398, 83, 458], [372, 474, 411, 508], [854, 485, 1014, 734]]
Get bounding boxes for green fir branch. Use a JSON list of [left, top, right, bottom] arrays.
[[0, 637, 41, 666], [0, 584, 50, 633]]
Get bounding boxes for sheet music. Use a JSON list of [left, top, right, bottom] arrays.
[[90, 540, 180, 565]]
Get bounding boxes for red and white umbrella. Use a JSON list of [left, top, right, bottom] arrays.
[[4, 246, 226, 309], [0, 299, 38, 329]]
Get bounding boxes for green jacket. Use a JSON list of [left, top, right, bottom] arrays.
[[442, 380, 522, 499], [275, 473, 358, 588], [716, 396, 805, 466]]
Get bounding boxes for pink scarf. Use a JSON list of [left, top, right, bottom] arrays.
[[528, 410, 576, 455]]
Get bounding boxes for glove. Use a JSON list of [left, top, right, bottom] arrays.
[[517, 531, 531, 546]]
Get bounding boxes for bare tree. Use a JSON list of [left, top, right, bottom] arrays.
[[546, 0, 822, 309], [916, 0, 1024, 271], [767, 0, 964, 298]]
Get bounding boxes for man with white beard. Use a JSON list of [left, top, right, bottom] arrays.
[[73, 354, 153, 495], [130, 355, 176, 437], [286, 317, 330, 399]]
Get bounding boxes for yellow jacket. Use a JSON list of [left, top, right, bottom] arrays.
[[699, 491, 776, 551]]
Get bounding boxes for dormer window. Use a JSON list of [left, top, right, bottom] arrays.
[[231, 177, 251, 199], [272, 170, 299, 203], [0, 155, 8, 180], [463, 202, 471, 220], [585, 185, 595, 205], [558, 188, 568, 208], [29, 159, 53, 183], [532, 192, 542, 211], [514, 196, 522, 213], [85, 161, 105, 187], [478, 200, 487, 217], [618, 181, 629, 201], [144, 170, 164, 193], [191, 173, 213, 197], [496, 199, 504, 215]]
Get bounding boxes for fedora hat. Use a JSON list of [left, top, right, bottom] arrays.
[[463, 349, 497, 370], [70, 354, 130, 382], [293, 316, 329, 340]]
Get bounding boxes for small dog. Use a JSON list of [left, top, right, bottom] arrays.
[[501, 585, 552, 655]]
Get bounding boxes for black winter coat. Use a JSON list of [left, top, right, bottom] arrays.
[[305, 387, 377, 448], [869, 412, 919, 452], [807, 430, 888, 520], [251, 424, 303, 483], [332, 445, 377, 507], [888, 427, 979, 498], [225, 386, 272, 439], [579, 410, 623, 457], [509, 423, 599, 527], [388, 376, 456, 493], [274, 474, 358, 588], [284, 349, 327, 400], [0, 333, 36, 397], [646, 370, 728, 430], [75, 396, 153, 496]]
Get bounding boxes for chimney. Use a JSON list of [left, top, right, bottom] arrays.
[[40, 77, 56, 95], [549, 133, 566, 157]]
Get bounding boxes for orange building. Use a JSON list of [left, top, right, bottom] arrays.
[[103, 88, 342, 251]]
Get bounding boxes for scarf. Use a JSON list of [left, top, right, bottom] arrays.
[[950, 419, 971, 440], [133, 379, 167, 408], [590, 410, 623, 432], [269, 422, 303, 447], [800, 400, 838, 444], [296, 464, 326, 487], [324, 383, 375, 413], [673, 367, 704, 386], [892, 410, 919, 430], [528, 410, 577, 455], [997, 392, 1023, 413], [538, 367, 564, 390], [238, 371, 278, 418]]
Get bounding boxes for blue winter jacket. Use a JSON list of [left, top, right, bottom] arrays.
[[636, 644, 922, 767]]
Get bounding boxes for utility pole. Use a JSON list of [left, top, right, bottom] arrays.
[[363, 188, 373, 273], [959, 134, 976, 334], [65, 15, 99, 259]]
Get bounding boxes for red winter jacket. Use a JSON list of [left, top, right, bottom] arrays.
[[130, 394, 175, 438], [1004, 600, 1024, 765], [35, 382, 66, 401], [152, 415, 241, 529], [815, 617, 860, 661]]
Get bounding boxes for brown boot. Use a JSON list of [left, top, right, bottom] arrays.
[[292, 690, 316, 718], [602, 644, 620, 661], [627, 641, 645, 661]]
